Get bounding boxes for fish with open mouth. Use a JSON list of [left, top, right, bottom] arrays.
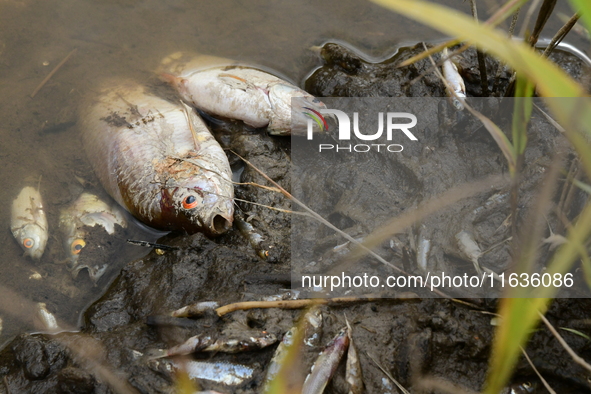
[[160, 52, 329, 136], [11, 185, 48, 260], [79, 80, 234, 235], [59, 192, 126, 282]]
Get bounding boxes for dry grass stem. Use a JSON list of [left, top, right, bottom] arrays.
[[30, 48, 77, 98], [538, 312, 591, 374], [520, 347, 557, 394]]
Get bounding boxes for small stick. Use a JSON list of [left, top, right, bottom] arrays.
[[542, 13, 580, 58], [3, 376, 12, 394], [365, 352, 410, 394], [215, 296, 381, 316], [538, 311, 591, 374], [520, 347, 556, 394], [30, 48, 77, 98], [125, 239, 178, 251]]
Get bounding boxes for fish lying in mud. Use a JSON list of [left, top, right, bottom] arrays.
[[59, 192, 126, 282], [79, 80, 234, 235], [160, 52, 328, 136], [303, 327, 349, 394], [11, 186, 48, 260]]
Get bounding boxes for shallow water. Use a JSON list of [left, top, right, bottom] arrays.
[[0, 0, 587, 350]]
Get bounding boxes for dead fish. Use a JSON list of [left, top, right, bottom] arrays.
[[79, 80, 234, 235], [0, 316, 3, 336], [262, 327, 297, 393], [34, 302, 59, 332], [302, 327, 349, 394], [173, 360, 255, 386], [171, 301, 219, 318], [345, 319, 363, 394], [262, 307, 323, 392], [149, 332, 276, 359], [235, 214, 271, 261], [160, 52, 328, 136], [455, 230, 484, 276], [59, 193, 126, 282], [11, 186, 48, 260], [442, 48, 466, 111]]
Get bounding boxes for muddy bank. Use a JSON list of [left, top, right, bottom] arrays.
[[1, 42, 591, 394]]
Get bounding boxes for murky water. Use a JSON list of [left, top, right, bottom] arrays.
[[0, 0, 586, 349]]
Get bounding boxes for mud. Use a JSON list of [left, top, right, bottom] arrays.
[[1, 27, 591, 394]]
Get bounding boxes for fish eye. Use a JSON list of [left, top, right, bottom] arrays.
[[70, 239, 86, 255], [23, 238, 34, 249], [522, 382, 531, 389], [182, 195, 198, 209]]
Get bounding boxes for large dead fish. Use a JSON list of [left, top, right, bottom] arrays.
[[160, 52, 328, 136], [79, 81, 234, 235]]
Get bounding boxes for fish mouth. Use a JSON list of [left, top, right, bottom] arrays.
[[209, 214, 233, 235]]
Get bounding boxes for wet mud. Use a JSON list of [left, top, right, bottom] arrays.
[[2, 6, 591, 394]]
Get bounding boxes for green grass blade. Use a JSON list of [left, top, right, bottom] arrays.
[[569, 0, 591, 36]]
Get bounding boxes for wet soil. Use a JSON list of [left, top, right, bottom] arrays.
[[1, 41, 591, 393]]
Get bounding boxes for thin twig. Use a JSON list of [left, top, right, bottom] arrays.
[[538, 312, 591, 374], [3, 376, 11, 394], [542, 13, 580, 58], [365, 352, 411, 394], [529, 0, 558, 46], [30, 48, 77, 98], [520, 347, 557, 394], [470, 0, 489, 96], [415, 377, 479, 394], [493, 7, 521, 94]]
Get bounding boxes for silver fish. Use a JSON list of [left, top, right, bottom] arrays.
[[345, 320, 363, 394], [174, 360, 254, 386], [34, 302, 59, 332], [455, 230, 484, 276], [442, 48, 466, 111], [171, 301, 219, 318], [149, 332, 276, 359], [160, 52, 328, 136], [10, 186, 48, 260], [79, 80, 234, 235], [302, 327, 349, 394], [59, 193, 126, 282]]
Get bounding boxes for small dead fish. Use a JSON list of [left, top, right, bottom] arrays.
[[258, 290, 301, 302], [345, 320, 363, 394], [442, 48, 466, 111], [80, 80, 234, 235], [235, 214, 271, 261], [455, 230, 483, 276], [499, 381, 537, 394], [262, 327, 297, 393], [59, 193, 126, 282], [171, 301, 219, 318], [203, 332, 277, 353], [160, 52, 328, 136], [302, 306, 323, 348], [174, 360, 255, 386], [0, 316, 3, 336], [150, 332, 276, 359], [262, 306, 323, 392], [34, 302, 59, 332], [416, 234, 431, 273], [302, 327, 349, 394], [11, 186, 48, 260]]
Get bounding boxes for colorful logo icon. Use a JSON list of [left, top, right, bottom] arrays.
[[303, 107, 328, 131]]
